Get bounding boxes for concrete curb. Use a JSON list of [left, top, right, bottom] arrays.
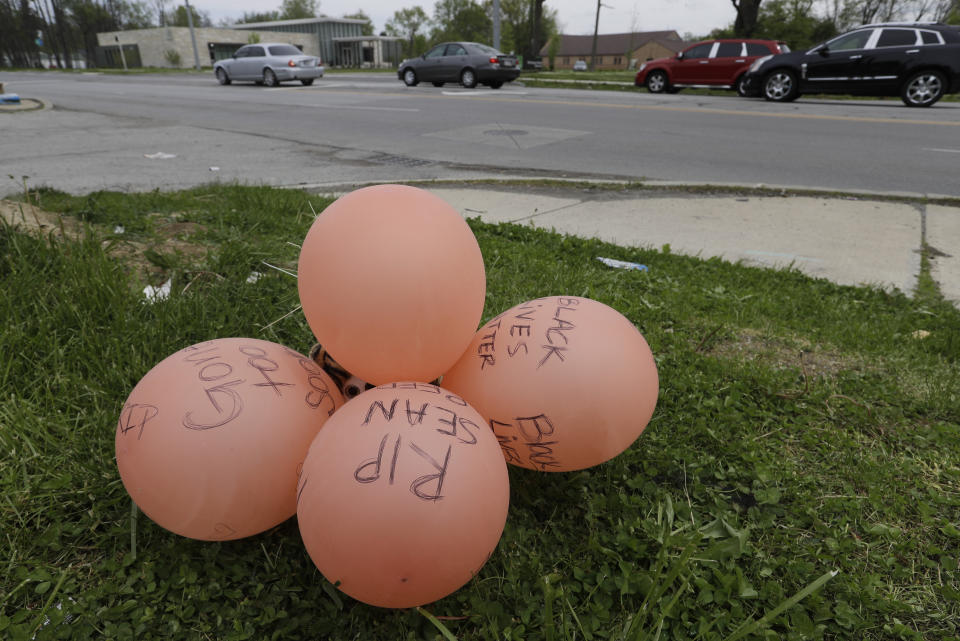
[[0, 97, 53, 112], [295, 176, 960, 206]]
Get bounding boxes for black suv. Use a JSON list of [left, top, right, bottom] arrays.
[[741, 22, 960, 106]]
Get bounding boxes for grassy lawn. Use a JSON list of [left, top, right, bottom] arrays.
[[1, 183, 959, 640]]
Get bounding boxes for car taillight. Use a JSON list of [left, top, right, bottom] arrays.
[[317, 59, 322, 66], [288, 59, 296, 67], [490, 57, 498, 64]]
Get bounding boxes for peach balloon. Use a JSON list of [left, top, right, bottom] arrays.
[[441, 296, 658, 472], [116, 338, 344, 540], [296, 383, 509, 608], [297, 184, 486, 386]]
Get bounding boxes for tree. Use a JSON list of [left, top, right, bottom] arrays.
[[238, 10, 280, 23], [528, 0, 546, 60], [731, 0, 763, 36], [170, 3, 210, 27], [948, 0, 960, 22], [385, 6, 430, 56], [153, 0, 166, 25], [484, 0, 556, 56], [431, 0, 491, 43], [487, 0, 527, 52], [343, 10, 374, 35], [754, 0, 836, 48], [0, 0, 43, 67], [279, 0, 318, 20]]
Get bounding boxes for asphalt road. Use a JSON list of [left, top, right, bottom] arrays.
[[3, 70, 960, 196]]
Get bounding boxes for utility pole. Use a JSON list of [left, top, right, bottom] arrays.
[[493, 0, 501, 51], [185, 0, 202, 71], [590, 1, 612, 71]]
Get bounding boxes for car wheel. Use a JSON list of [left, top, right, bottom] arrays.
[[901, 70, 945, 107], [403, 68, 418, 86], [763, 69, 799, 102], [263, 68, 279, 87], [735, 74, 748, 97], [432, 81, 445, 87], [490, 80, 504, 89], [460, 68, 477, 89], [215, 68, 231, 85], [645, 70, 668, 93], [301, 79, 314, 86]]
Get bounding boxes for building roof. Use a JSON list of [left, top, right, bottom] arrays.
[[232, 16, 367, 29], [332, 35, 402, 42], [540, 30, 682, 57]]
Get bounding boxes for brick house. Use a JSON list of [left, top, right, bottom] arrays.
[[540, 31, 686, 71]]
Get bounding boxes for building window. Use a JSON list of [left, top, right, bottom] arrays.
[[613, 56, 622, 65]]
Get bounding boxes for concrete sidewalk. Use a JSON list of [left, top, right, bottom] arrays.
[[424, 186, 960, 306]]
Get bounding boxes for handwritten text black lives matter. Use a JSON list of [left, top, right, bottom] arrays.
[[474, 297, 580, 471], [302, 383, 482, 505], [117, 342, 339, 440]]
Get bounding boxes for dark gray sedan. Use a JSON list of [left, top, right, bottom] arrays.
[[398, 42, 520, 89], [214, 43, 324, 87]]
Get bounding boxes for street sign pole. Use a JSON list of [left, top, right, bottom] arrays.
[[185, 0, 202, 71], [115, 35, 128, 71]]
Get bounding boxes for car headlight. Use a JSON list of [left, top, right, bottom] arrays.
[[749, 55, 773, 73]]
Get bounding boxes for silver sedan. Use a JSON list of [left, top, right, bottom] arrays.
[[214, 43, 324, 87]]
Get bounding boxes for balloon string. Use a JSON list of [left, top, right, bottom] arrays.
[[308, 343, 444, 398], [309, 344, 373, 398]]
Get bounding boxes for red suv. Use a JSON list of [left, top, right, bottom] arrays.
[[635, 39, 790, 95]]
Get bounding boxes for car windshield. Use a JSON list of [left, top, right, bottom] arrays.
[[268, 45, 302, 56]]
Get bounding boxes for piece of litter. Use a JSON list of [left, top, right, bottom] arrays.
[[113, 225, 125, 234], [144, 152, 176, 159], [209, 166, 220, 172], [246, 271, 264, 284], [597, 257, 648, 271], [143, 278, 172, 303], [0, 93, 21, 104], [912, 329, 931, 339], [32, 598, 77, 639]]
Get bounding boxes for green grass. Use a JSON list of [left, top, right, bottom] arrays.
[[2, 184, 959, 640]]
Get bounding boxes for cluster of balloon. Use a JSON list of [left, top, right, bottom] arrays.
[[442, 296, 659, 472], [115, 183, 658, 611], [115, 337, 343, 541]]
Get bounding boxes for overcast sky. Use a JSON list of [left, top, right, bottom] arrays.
[[199, 1, 737, 39]]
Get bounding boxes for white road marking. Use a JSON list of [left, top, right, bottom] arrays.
[[922, 147, 960, 153], [333, 105, 420, 112], [441, 90, 528, 96], [264, 83, 346, 91]]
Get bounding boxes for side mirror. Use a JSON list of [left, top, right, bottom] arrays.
[[817, 45, 829, 57], [676, 52, 684, 60]]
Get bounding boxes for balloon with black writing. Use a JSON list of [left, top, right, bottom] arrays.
[[442, 296, 659, 472], [115, 338, 344, 540], [296, 383, 509, 608]]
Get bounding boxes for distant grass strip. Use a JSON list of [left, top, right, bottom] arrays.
[[1, 183, 958, 640]]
